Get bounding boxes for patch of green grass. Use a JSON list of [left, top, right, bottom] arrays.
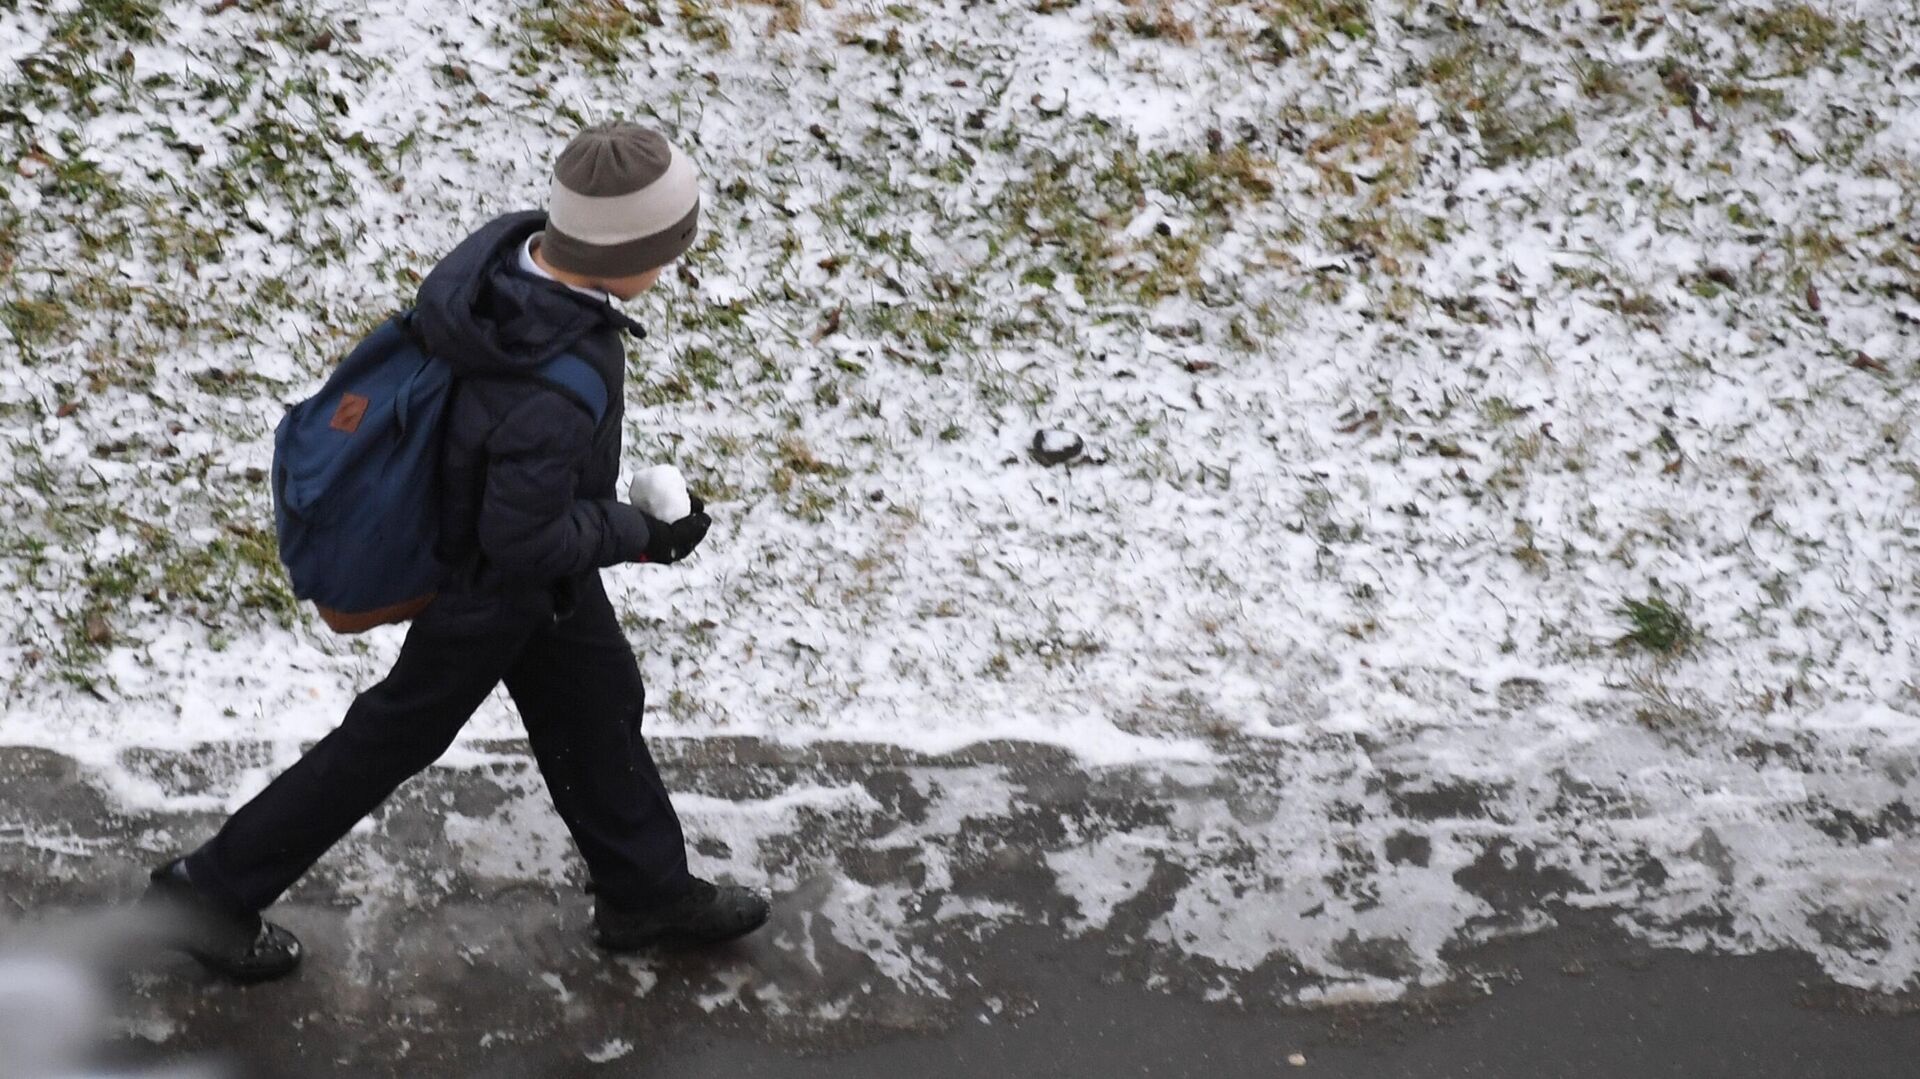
[[5, 0, 164, 137], [48, 509, 301, 681], [43, 151, 133, 212], [1626, 668, 1706, 732], [57, 0, 167, 44], [769, 436, 848, 520], [521, 0, 662, 66], [1416, 44, 1581, 169], [1615, 594, 1699, 657], [1574, 58, 1631, 100], [180, 522, 303, 627], [867, 282, 983, 357], [1511, 521, 1549, 575], [1115, 3, 1196, 44], [1319, 209, 1443, 274], [190, 365, 275, 397], [678, 0, 733, 49], [673, 435, 750, 504], [1710, 80, 1789, 112], [2, 298, 72, 349], [1480, 397, 1530, 425], [1748, 3, 1866, 76], [1481, 108, 1579, 169], [222, 116, 355, 207], [1120, 144, 1278, 215], [637, 342, 738, 405], [761, 0, 808, 35], [1136, 228, 1208, 302], [678, 344, 729, 389], [1306, 107, 1419, 197], [991, 137, 1277, 305], [1252, 0, 1370, 60]]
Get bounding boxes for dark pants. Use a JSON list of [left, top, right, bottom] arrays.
[[183, 572, 691, 913]]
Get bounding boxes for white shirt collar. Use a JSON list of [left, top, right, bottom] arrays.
[[520, 233, 612, 303]]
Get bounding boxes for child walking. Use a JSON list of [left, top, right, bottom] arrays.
[[144, 122, 769, 981]]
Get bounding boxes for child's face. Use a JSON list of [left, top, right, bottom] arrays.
[[602, 265, 665, 302]]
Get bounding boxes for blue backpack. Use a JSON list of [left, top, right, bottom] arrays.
[[270, 311, 608, 633]]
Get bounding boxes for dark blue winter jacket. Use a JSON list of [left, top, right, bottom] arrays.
[[411, 210, 653, 598]]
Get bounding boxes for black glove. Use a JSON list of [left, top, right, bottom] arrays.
[[638, 495, 710, 564]]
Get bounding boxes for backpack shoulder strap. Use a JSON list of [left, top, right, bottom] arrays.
[[390, 307, 610, 427], [531, 353, 610, 427]]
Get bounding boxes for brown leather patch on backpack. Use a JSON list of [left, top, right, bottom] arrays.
[[330, 392, 369, 433], [315, 593, 435, 634]]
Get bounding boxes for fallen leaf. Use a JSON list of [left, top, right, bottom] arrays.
[[811, 307, 843, 343], [1336, 410, 1379, 435], [1850, 351, 1889, 374]]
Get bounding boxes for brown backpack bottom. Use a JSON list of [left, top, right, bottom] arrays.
[[315, 594, 436, 634]]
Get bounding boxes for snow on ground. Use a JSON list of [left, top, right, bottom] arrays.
[[2, 0, 1919, 998]]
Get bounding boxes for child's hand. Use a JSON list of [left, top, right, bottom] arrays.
[[636, 495, 710, 564]]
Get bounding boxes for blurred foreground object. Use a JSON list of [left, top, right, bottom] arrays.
[[0, 956, 100, 1079], [0, 951, 224, 1079]]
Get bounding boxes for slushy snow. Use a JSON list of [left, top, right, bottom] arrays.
[[1, 0, 1917, 999]]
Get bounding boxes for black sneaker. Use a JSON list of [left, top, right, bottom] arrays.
[[142, 859, 303, 983], [594, 878, 771, 951]]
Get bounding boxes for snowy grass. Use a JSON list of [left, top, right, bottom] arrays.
[[3, 0, 1919, 994]]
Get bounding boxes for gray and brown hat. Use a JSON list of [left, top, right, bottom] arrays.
[[542, 122, 700, 279]]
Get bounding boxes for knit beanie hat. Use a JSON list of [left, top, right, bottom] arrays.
[[542, 122, 701, 278]]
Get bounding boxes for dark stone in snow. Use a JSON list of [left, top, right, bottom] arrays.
[[1029, 429, 1085, 467]]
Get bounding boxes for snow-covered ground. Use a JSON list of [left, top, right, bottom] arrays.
[[2, 0, 1918, 1000]]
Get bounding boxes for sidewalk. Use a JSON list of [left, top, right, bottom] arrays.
[[1, 741, 1914, 1077]]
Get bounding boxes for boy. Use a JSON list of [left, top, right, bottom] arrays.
[[143, 123, 769, 981]]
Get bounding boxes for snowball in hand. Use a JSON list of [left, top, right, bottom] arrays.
[[628, 464, 692, 521]]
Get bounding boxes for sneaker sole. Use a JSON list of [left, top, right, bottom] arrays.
[[594, 909, 772, 953]]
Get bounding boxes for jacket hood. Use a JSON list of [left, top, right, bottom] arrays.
[[411, 210, 644, 376]]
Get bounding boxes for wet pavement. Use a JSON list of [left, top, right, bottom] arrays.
[[0, 740, 1915, 1077]]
